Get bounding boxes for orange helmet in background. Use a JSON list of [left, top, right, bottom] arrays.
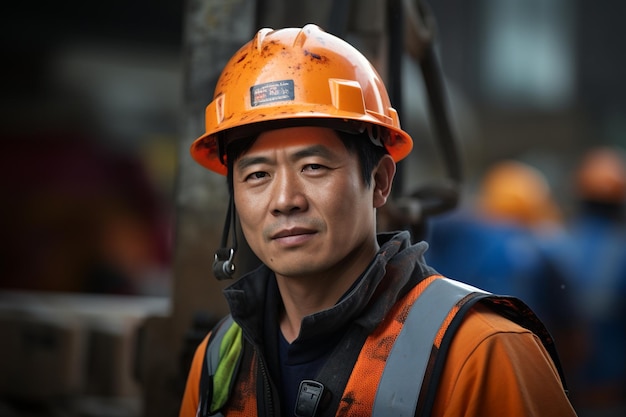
[[190, 24, 413, 175], [575, 146, 626, 204], [477, 160, 561, 227]]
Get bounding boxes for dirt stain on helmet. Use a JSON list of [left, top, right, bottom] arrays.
[[304, 50, 327, 62]]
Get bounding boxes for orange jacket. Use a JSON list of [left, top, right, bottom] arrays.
[[180, 284, 576, 417]]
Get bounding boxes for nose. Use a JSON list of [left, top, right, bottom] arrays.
[[271, 169, 308, 216]]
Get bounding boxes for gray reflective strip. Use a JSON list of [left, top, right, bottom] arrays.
[[199, 316, 234, 417], [207, 315, 235, 376], [372, 278, 488, 417]]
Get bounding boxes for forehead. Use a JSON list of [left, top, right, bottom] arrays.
[[243, 126, 346, 155]]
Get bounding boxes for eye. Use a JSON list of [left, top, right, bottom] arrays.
[[245, 171, 269, 182], [303, 163, 325, 172]]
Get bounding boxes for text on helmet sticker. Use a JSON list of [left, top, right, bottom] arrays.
[[250, 80, 294, 107]]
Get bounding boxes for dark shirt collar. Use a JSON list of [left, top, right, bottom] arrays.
[[223, 231, 434, 347]]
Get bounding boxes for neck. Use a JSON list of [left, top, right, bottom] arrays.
[[276, 243, 378, 343], [277, 277, 347, 342]]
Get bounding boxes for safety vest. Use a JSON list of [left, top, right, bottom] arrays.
[[197, 276, 567, 417]]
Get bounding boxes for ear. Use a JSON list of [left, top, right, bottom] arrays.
[[372, 155, 396, 208]]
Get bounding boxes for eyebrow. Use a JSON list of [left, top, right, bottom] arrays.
[[235, 144, 337, 172], [235, 155, 271, 173], [291, 144, 335, 161]]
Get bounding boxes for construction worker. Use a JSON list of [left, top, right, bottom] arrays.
[[547, 146, 626, 416], [179, 25, 576, 417], [425, 160, 568, 325]]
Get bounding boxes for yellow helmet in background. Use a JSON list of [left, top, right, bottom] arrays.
[[190, 24, 413, 175]]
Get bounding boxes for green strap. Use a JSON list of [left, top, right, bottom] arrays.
[[206, 317, 242, 414]]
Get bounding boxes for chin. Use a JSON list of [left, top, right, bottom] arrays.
[[270, 262, 323, 279]]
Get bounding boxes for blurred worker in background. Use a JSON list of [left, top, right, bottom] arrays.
[[179, 25, 576, 416], [425, 160, 568, 327], [548, 146, 626, 417]]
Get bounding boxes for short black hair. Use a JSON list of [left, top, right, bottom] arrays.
[[224, 128, 389, 191]]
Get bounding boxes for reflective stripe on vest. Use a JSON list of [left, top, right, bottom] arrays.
[[202, 277, 489, 416], [207, 316, 235, 377], [200, 316, 235, 417], [372, 277, 487, 417]]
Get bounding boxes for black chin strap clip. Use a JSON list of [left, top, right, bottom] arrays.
[[212, 194, 237, 280], [213, 247, 235, 280]]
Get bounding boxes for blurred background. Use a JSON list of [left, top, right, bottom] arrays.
[[1, 0, 625, 416]]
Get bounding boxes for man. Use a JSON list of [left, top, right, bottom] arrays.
[[546, 147, 626, 416], [180, 24, 577, 417]]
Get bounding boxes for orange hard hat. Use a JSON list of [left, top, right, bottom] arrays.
[[190, 24, 413, 175], [575, 147, 626, 204]]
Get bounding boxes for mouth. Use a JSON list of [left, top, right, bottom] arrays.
[[269, 227, 318, 247], [271, 227, 317, 240]]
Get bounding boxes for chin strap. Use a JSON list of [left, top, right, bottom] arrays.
[[212, 194, 238, 280]]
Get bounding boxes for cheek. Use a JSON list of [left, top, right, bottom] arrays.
[[236, 205, 263, 254], [234, 191, 261, 231], [322, 179, 371, 219]]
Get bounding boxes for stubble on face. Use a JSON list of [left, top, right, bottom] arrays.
[[233, 126, 379, 284]]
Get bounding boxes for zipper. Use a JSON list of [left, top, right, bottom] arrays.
[[258, 352, 279, 417]]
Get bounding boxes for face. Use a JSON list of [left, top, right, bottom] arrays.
[[232, 126, 394, 282]]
